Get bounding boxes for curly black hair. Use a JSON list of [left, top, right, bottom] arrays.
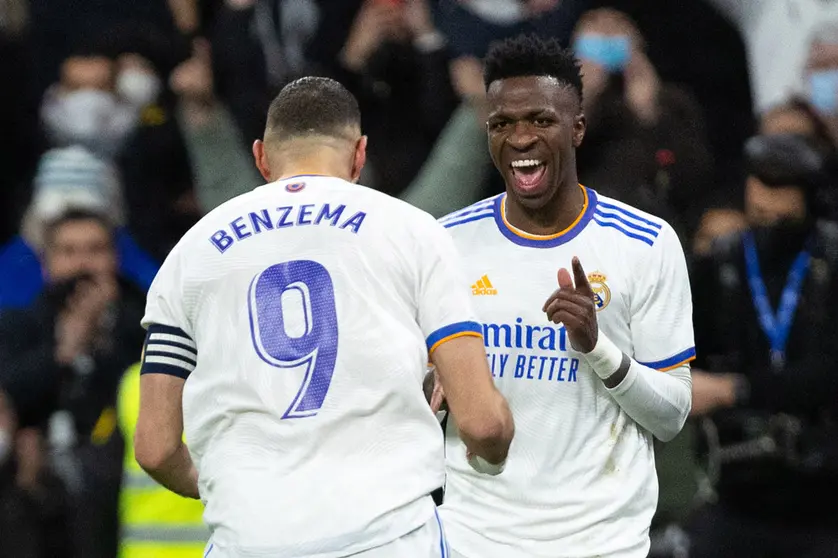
[[483, 34, 583, 102], [265, 76, 361, 141]]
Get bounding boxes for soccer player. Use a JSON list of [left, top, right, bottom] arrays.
[[436, 35, 694, 558], [133, 76, 514, 558]]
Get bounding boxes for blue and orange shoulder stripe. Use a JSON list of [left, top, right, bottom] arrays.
[[638, 347, 696, 372], [438, 195, 502, 230], [591, 194, 665, 247], [426, 321, 483, 355]]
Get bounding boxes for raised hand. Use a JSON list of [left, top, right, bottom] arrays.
[[542, 257, 599, 353]]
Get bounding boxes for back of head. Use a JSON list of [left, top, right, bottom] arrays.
[[264, 77, 362, 144], [483, 34, 584, 103]]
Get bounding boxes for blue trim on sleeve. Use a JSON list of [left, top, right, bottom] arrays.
[[426, 321, 483, 352], [638, 347, 696, 370]]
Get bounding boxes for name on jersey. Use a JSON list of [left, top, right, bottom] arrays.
[[484, 319, 579, 383], [209, 203, 367, 253]]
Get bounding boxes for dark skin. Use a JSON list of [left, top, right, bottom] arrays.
[[542, 257, 599, 353], [486, 75, 599, 353]]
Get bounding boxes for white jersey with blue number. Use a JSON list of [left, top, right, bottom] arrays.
[[140, 175, 481, 557], [438, 186, 695, 558]]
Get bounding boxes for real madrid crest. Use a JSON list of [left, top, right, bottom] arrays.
[[587, 271, 611, 311]]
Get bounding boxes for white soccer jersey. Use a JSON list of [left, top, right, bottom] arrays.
[[140, 175, 482, 558], [438, 185, 695, 558]]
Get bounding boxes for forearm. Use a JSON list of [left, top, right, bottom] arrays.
[[138, 442, 200, 499], [583, 332, 692, 441], [178, 102, 263, 213]]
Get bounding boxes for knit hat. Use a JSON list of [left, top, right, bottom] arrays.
[[22, 146, 124, 249]]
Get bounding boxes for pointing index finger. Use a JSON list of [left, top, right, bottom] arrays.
[[572, 257, 593, 296]]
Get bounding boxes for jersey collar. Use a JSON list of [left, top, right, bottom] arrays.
[[493, 185, 598, 248]]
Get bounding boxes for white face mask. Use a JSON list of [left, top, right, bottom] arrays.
[[0, 429, 11, 465], [41, 88, 138, 158], [116, 69, 161, 109]]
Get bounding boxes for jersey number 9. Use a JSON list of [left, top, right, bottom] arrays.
[[248, 260, 339, 419]]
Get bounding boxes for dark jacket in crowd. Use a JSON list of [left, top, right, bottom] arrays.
[[0, 457, 73, 558]]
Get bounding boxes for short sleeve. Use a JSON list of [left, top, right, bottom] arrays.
[[630, 224, 696, 371], [140, 246, 197, 379], [414, 216, 483, 356]]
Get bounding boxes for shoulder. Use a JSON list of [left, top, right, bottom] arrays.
[[438, 195, 502, 233], [590, 191, 674, 249]]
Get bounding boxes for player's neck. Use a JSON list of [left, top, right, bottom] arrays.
[[505, 180, 585, 236], [272, 155, 354, 183]]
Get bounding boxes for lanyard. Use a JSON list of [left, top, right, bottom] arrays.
[[743, 231, 811, 370]]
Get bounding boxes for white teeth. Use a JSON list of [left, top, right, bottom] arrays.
[[510, 159, 543, 168]]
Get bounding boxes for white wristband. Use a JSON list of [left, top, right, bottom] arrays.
[[468, 454, 506, 476], [580, 331, 624, 380]]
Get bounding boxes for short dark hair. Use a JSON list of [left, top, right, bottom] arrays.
[[43, 208, 115, 249], [265, 76, 362, 141], [484, 34, 583, 102]]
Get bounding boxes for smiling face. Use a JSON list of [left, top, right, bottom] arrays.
[[486, 75, 586, 211]]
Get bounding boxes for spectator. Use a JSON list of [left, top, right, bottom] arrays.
[[689, 109, 838, 556], [692, 96, 838, 257], [572, 7, 715, 241], [0, 208, 147, 558], [311, 0, 459, 195]]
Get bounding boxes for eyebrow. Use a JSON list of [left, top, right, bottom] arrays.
[[488, 108, 558, 120]]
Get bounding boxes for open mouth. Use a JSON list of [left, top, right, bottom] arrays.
[[509, 159, 547, 193]]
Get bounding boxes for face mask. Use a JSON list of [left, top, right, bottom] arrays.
[[574, 34, 631, 72], [41, 88, 137, 157], [808, 69, 838, 115], [116, 69, 161, 109], [0, 429, 11, 465]]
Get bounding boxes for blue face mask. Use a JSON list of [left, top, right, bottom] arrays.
[[573, 34, 631, 72], [808, 69, 838, 115]]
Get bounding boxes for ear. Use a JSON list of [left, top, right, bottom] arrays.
[[572, 113, 586, 148], [350, 135, 368, 183], [252, 139, 272, 182]]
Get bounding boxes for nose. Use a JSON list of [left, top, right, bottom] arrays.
[[506, 121, 538, 151]]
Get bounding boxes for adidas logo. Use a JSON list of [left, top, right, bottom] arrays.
[[472, 275, 497, 296]]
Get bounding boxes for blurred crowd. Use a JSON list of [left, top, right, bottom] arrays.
[[0, 0, 837, 557]]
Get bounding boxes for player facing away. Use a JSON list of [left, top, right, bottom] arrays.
[[133, 76, 514, 558], [436, 35, 694, 558]]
